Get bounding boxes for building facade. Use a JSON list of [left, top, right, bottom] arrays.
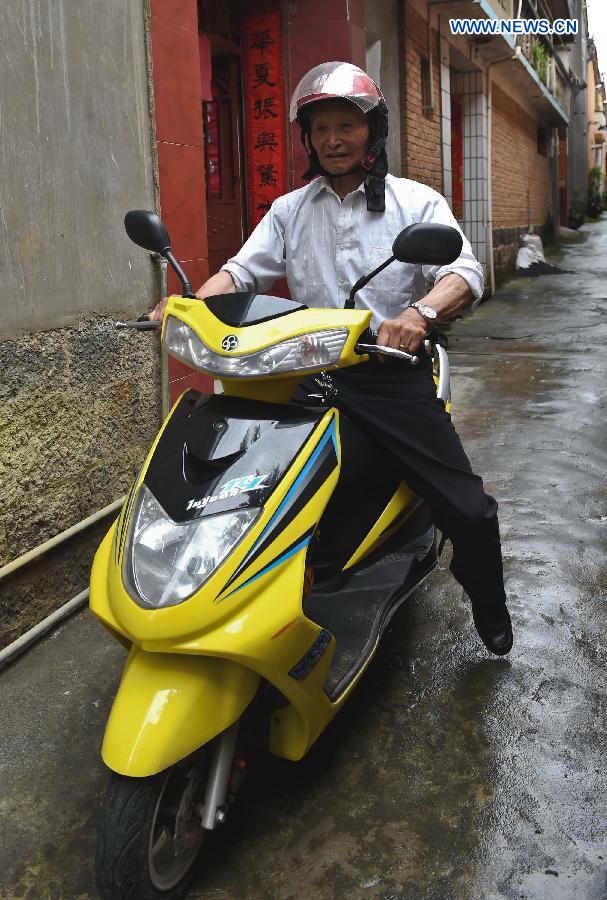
[[399, 0, 576, 285], [586, 38, 606, 212]]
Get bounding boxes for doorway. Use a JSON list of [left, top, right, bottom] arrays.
[[202, 45, 247, 276]]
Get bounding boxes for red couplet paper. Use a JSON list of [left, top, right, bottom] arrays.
[[242, 10, 287, 232], [451, 95, 464, 222]]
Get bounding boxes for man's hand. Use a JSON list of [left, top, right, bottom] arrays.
[[148, 297, 168, 321], [377, 307, 428, 355], [147, 270, 237, 322]]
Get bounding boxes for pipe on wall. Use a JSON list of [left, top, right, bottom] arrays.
[[0, 497, 125, 583], [0, 589, 90, 670]]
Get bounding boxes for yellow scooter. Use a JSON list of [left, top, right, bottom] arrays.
[[92, 211, 462, 899]]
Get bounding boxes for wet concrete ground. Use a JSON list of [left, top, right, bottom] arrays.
[[1, 217, 606, 900]]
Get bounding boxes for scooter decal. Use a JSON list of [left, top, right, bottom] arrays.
[[242, 420, 337, 557], [186, 474, 268, 511], [216, 419, 338, 598], [219, 527, 315, 601], [289, 629, 333, 681]]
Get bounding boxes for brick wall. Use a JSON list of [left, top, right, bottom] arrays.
[[491, 83, 551, 228], [402, 2, 443, 191]]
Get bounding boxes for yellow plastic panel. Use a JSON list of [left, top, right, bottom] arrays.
[[102, 648, 259, 776], [90, 522, 131, 642], [161, 296, 372, 378], [343, 484, 420, 570]]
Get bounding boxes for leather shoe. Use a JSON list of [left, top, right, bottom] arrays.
[[472, 606, 513, 656]]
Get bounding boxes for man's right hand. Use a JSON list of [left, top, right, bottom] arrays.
[[147, 270, 237, 322], [148, 297, 168, 321]]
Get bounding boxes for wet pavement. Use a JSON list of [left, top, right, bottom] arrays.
[[1, 217, 606, 900]]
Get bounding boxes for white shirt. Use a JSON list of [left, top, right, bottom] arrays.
[[221, 174, 484, 329]]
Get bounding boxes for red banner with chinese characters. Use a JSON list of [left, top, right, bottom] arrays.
[[242, 10, 286, 232]]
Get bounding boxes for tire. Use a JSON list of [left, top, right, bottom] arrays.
[[96, 762, 208, 900]]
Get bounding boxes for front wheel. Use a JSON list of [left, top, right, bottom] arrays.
[[96, 763, 208, 900]]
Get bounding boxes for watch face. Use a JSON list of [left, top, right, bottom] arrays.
[[417, 303, 437, 319]]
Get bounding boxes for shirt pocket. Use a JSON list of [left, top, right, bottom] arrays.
[[368, 245, 406, 295]]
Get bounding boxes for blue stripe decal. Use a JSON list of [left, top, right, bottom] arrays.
[[221, 533, 312, 600], [248, 419, 336, 555]]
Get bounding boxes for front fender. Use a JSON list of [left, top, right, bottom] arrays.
[[102, 647, 259, 776]]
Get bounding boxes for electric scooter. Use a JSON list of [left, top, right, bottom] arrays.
[[91, 211, 462, 899]]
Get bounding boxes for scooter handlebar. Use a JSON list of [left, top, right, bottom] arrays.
[[115, 317, 161, 331], [355, 330, 419, 365]]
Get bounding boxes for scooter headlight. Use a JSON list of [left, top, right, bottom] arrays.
[[163, 316, 349, 377], [123, 485, 259, 609]]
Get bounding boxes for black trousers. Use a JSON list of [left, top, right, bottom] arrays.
[[294, 355, 507, 613]]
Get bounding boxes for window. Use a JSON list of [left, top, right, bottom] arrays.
[[537, 125, 548, 157]]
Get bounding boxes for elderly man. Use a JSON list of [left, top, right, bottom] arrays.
[[151, 62, 512, 656]]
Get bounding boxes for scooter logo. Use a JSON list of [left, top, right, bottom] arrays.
[[186, 474, 267, 511], [221, 334, 239, 351]]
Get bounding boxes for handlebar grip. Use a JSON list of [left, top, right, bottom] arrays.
[[358, 327, 378, 345], [355, 343, 419, 365]]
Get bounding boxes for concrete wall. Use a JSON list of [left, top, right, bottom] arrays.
[[0, 0, 158, 334], [0, 323, 162, 647], [0, 1, 163, 645], [364, 0, 402, 176]]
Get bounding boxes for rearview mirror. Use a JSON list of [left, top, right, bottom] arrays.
[[124, 210, 196, 299], [392, 223, 463, 265], [345, 222, 464, 309], [124, 210, 171, 255]]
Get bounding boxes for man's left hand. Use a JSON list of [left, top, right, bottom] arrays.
[[377, 307, 427, 355]]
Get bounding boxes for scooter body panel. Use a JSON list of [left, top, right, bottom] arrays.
[[101, 647, 259, 776]]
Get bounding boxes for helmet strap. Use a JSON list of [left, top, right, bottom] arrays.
[[360, 138, 386, 173]]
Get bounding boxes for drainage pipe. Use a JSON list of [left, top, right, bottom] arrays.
[[0, 588, 89, 670], [0, 498, 125, 583]]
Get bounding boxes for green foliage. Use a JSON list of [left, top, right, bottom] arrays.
[[531, 40, 548, 84], [588, 165, 605, 217]]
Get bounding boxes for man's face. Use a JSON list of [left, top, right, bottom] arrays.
[[309, 100, 370, 176]]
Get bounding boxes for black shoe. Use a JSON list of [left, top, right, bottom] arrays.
[[472, 606, 513, 656]]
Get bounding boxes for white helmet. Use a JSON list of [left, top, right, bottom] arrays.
[[289, 61, 384, 123]]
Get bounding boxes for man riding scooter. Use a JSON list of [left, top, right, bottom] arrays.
[[150, 61, 512, 656]]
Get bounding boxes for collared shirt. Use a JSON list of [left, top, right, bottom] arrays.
[[221, 174, 484, 329]]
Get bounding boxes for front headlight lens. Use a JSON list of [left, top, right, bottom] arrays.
[[123, 485, 259, 608], [163, 316, 348, 378]]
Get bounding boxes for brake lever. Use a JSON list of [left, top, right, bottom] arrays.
[[355, 343, 419, 366]]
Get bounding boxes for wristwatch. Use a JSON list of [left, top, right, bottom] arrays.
[[411, 301, 438, 323]]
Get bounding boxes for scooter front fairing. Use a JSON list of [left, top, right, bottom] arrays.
[[91, 388, 351, 769]]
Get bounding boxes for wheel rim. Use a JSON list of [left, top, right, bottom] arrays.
[[148, 767, 205, 892]]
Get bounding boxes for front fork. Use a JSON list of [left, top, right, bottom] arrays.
[[196, 721, 240, 830]]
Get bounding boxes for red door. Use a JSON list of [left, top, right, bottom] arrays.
[[203, 55, 247, 276]]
